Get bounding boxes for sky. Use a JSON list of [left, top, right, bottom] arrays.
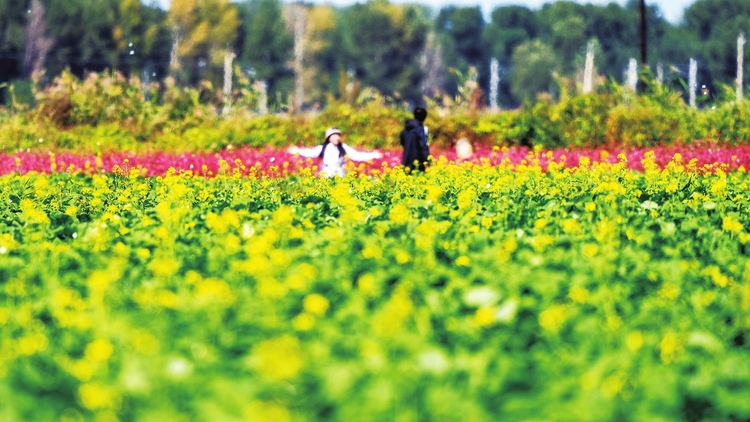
[[152, 0, 697, 24]]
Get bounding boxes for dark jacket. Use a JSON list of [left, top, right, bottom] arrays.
[[400, 119, 430, 171]]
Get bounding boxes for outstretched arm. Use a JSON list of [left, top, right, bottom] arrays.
[[342, 144, 383, 162], [288, 145, 323, 158]]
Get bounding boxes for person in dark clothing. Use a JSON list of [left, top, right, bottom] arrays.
[[400, 107, 430, 172]]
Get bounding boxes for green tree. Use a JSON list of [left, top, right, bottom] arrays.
[[140, 4, 172, 81], [0, 0, 27, 89], [483, 5, 537, 106], [43, 0, 136, 77], [299, 5, 342, 105], [484, 6, 537, 65], [435, 6, 487, 96], [683, 0, 750, 89], [510, 39, 559, 103], [169, 0, 240, 85], [240, 0, 293, 107], [341, 0, 428, 102], [537, 2, 588, 76], [112, 0, 142, 75]]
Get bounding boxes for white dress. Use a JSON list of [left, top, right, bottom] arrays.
[[297, 143, 380, 177]]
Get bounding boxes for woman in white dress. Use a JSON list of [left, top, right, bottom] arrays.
[[287, 127, 382, 177]]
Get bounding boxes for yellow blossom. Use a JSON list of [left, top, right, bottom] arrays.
[[568, 286, 590, 304], [455, 256, 470, 266], [303, 294, 329, 315], [147, 257, 180, 278], [658, 282, 680, 301], [539, 304, 568, 333], [248, 335, 304, 381], [660, 333, 682, 364], [581, 243, 599, 258], [244, 401, 292, 422], [722, 216, 743, 233], [601, 371, 627, 398], [85, 339, 114, 362], [395, 250, 411, 264], [702, 266, 730, 288], [292, 313, 315, 331], [626, 331, 644, 352], [474, 307, 496, 327], [388, 203, 411, 225], [79, 382, 121, 410], [19, 199, 50, 225]]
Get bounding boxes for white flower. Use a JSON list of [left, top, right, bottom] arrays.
[[419, 350, 449, 374], [462, 287, 500, 307], [166, 357, 192, 379], [495, 299, 519, 323]]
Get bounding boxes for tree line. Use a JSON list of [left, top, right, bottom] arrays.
[[1, 0, 750, 110]]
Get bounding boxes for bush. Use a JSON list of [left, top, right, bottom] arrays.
[[4, 71, 750, 153]]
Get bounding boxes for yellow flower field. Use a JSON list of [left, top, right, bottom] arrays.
[[1, 155, 749, 421]]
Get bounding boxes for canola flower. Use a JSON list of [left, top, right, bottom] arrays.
[[0, 153, 749, 421]]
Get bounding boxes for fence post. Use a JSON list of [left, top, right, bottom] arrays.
[[738, 33, 745, 103], [689, 58, 697, 108], [490, 58, 499, 110], [222, 51, 235, 116], [583, 41, 595, 94]]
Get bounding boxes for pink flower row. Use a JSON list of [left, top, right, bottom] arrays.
[[2, 144, 750, 177]]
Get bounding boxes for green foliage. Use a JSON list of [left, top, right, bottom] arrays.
[[9, 69, 750, 153], [2, 80, 35, 111], [240, 0, 293, 103], [341, 1, 428, 102], [1, 161, 750, 420], [0, 0, 747, 110], [436, 6, 487, 82], [0, 0, 29, 88], [510, 39, 559, 103]]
